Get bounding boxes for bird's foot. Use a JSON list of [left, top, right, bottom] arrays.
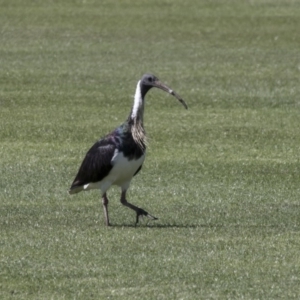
[[135, 208, 158, 225]]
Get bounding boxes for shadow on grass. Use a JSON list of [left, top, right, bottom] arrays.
[[110, 222, 215, 229]]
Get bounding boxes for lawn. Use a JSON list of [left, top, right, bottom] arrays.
[[1, 0, 300, 299]]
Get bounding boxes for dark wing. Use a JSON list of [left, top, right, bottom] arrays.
[[69, 138, 116, 193]]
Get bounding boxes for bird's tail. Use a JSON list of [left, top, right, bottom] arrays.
[[68, 185, 84, 195]]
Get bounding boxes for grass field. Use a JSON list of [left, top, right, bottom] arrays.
[[1, 0, 300, 298]]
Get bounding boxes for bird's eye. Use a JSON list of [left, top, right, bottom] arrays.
[[148, 77, 153, 82]]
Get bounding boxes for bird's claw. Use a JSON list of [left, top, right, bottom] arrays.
[[135, 208, 158, 225]]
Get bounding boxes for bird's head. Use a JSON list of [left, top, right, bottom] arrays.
[[140, 74, 188, 109]]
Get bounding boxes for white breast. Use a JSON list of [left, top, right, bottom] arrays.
[[110, 149, 145, 186], [84, 149, 145, 193]]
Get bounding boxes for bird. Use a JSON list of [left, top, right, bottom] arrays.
[[69, 74, 188, 226]]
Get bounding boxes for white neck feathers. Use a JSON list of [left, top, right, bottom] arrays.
[[129, 80, 146, 150], [131, 80, 143, 121]]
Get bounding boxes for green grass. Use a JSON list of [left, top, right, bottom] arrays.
[[1, 0, 300, 298]]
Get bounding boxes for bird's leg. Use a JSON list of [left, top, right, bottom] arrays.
[[120, 190, 158, 225], [102, 193, 110, 226]]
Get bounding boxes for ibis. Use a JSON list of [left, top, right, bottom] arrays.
[[69, 74, 187, 226]]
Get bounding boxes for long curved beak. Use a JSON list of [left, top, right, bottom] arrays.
[[154, 81, 188, 109]]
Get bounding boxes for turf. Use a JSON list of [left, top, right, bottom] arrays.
[[1, 0, 300, 299]]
